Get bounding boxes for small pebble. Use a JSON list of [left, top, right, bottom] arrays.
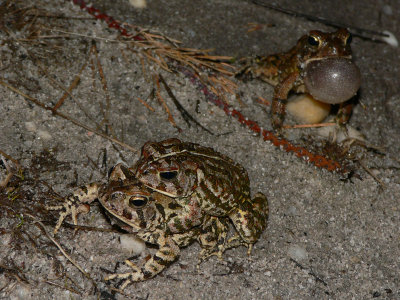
[[120, 234, 146, 255], [137, 114, 148, 124], [25, 121, 37, 132], [286, 206, 297, 216], [129, 0, 147, 8], [382, 5, 392, 15], [288, 244, 308, 261], [37, 130, 52, 141]]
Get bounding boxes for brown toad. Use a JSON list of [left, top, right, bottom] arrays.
[[133, 138, 269, 253], [239, 28, 361, 130]]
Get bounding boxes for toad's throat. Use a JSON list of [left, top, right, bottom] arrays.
[[303, 57, 361, 104]]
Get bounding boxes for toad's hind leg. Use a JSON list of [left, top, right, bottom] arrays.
[[337, 101, 354, 125], [197, 216, 229, 265], [105, 235, 180, 288], [228, 192, 269, 253]]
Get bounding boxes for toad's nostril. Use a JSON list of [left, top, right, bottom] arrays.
[[304, 58, 361, 104]]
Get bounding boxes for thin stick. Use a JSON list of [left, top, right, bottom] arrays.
[[53, 61, 87, 111], [45, 280, 81, 296], [359, 160, 385, 187], [0, 149, 21, 167], [0, 150, 22, 187], [252, 0, 390, 41], [283, 122, 336, 129], [35, 221, 92, 280], [27, 51, 103, 129], [142, 50, 171, 72], [158, 74, 213, 134], [47, 28, 120, 43], [256, 96, 271, 106], [91, 43, 116, 138], [136, 97, 155, 112], [0, 172, 13, 188], [153, 75, 180, 130]]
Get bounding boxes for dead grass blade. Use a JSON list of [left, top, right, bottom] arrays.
[[283, 122, 336, 129], [0, 79, 138, 153], [153, 74, 180, 131], [158, 74, 213, 134], [52, 61, 86, 111], [136, 97, 155, 112], [35, 220, 94, 282]]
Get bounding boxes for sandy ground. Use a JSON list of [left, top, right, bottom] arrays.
[[0, 0, 399, 299]]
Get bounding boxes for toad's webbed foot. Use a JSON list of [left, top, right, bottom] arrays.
[[46, 183, 100, 234]]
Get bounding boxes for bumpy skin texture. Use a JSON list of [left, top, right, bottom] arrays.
[[133, 138, 269, 249], [241, 28, 361, 130], [48, 164, 231, 288]]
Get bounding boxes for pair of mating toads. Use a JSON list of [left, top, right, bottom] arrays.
[[49, 28, 361, 288], [49, 138, 269, 289]]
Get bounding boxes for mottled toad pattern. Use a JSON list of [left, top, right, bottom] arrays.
[[49, 164, 231, 288], [134, 138, 269, 253]]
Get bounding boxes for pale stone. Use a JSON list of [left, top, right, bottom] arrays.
[[288, 244, 308, 261], [120, 234, 146, 255], [129, 0, 147, 8]]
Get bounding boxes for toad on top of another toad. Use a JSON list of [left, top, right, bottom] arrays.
[[48, 163, 255, 288], [133, 138, 269, 253]]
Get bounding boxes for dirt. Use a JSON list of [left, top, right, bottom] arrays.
[[0, 0, 399, 299]]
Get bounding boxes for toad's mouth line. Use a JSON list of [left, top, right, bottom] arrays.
[[303, 55, 353, 66]]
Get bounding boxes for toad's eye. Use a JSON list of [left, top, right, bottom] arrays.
[[159, 171, 178, 181], [345, 33, 352, 45], [129, 196, 148, 208], [308, 35, 320, 47]]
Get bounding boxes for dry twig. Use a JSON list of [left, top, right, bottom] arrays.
[[35, 221, 93, 282], [283, 122, 336, 129], [136, 97, 155, 112], [0, 150, 22, 188], [153, 74, 180, 130], [158, 74, 213, 134], [0, 79, 138, 153]]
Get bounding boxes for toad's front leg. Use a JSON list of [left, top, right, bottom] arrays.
[[46, 182, 101, 234], [271, 72, 300, 131], [105, 234, 180, 288], [337, 101, 354, 125]]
